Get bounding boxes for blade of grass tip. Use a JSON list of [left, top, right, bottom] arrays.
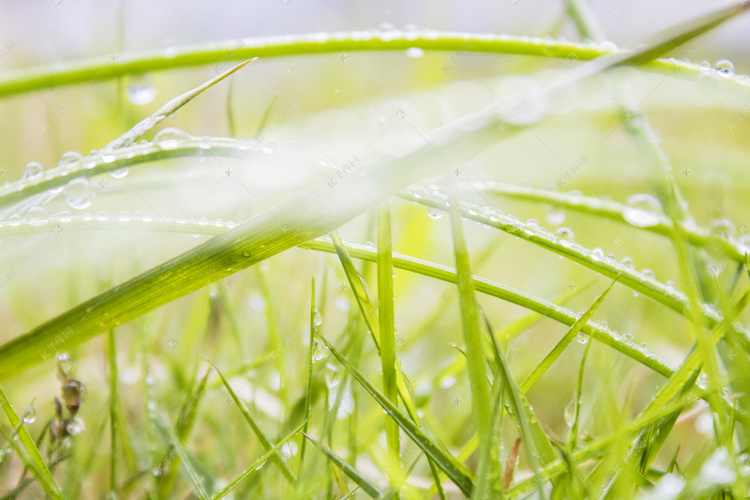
[[159, 366, 213, 497], [331, 231, 381, 350], [105, 57, 257, 151], [317, 333, 476, 497], [377, 202, 401, 491], [201, 357, 296, 483], [296, 277, 316, 485], [226, 78, 237, 138], [331, 462, 351, 497], [255, 94, 278, 138], [302, 432, 385, 499], [211, 421, 306, 500], [447, 187, 491, 447], [0, 388, 62, 500], [482, 310, 555, 492], [106, 329, 119, 494], [520, 277, 617, 393], [569, 340, 591, 451]]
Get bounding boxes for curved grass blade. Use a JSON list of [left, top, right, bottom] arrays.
[[155, 409, 210, 500], [317, 333, 475, 497], [202, 357, 296, 483], [520, 278, 617, 392], [210, 421, 305, 500], [0, 387, 62, 500], [301, 432, 385, 499]]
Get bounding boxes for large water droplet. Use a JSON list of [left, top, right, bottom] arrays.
[[406, 47, 424, 58], [155, 127, 192, 149], [715, 59, 734, 75], [64, 177, 95, 210], [623, 194, 661, 227], [281, 441, 298, 460], [546, 207, 565, 225], [22, 161, 44, 180], [311, 339, 324, 362], [57, 151, 84, 169], [109, 167, 129, 179], [313, 310, 322, 326], [27, 207, 49, 227]]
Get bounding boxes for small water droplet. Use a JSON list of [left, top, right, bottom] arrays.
[[428, 209, 443, 219], [109, 167, 129, 179], [58, 151, 84, 169], [152, 467, 163, 477], [127, 79, 156, 105], [576, 332, 589, 344], [281, 441, 298, 460], [313, 310, 322, 326], [621, 257, 634, 269], [261, 139, 279, 154], [22, 405, 36, 424], [22, 161, 44, 180], [27, 207, 49, 226], [623, 193, 662, 227], [406, 47, 424, 58], [555, 227, 575, 243], [715, 59, 734, 75], [642, 268, 655, 279], [311, 339, 324, 362], [709, 218, 735, 240], [591, 248, 604, 261], [546, 207, 565, 225], [57, 353, 73, 373]]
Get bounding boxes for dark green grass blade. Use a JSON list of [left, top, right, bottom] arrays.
[[318, 333, 475, 497], [0, 387, 62, 500], [302, 432, 386, 499]]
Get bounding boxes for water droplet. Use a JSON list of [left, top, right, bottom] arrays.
[[27, 207, 49, 226], [58, 151, 84, 169], [311, 339, 324, 362], [642, 268, 655, 279], [428, 209, 443, 219], [313, 310, 322, 326], [365, 241, 376, 250], [406, 47, 424, 58], [324, 363, 340, 388], [555, 227, 575, 243], [621, 257, 634, 269], [591, 248, 604, 261], [623, 193, 661, 227], [261, 139, 279, 154], [715, 59, 734, 75], [109, 167, 129, 179], [127, 79, 156, 105], [64, 178, 95, 210], [22, 405, 36, 424], [440, 376, 457, 389], [563, 398, 575, 427], [57, 353, 73, 373], [66, 417, 85, 435], [281, 441, 298, 460], [22, 161, 44, 180], [546, 207, 565, 225], [576, 332, 589, 344], [155, 127, 191, 150], [152, 467, 163, 477]]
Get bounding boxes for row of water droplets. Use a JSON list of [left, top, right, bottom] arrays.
[[406, 184, 737, 323], [6, 129, 313, 221]]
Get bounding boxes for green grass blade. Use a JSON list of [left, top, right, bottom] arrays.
[[155, 409, 210, 500], [473, 365, 505, 500], [297, 277, 316, 482], [520, 278, 617, 393], [569, 340, 591, 451], [202, 357, 296, 483], [447, 188, 491, 444], [318, 333, 475, 497], [210, 422, 305, 500], [302, 432, 386, 499], [105, 58, 256, 151], [377, 202, 401, 490], [106, 329, 119, 494], [0, 386, 62, 500]]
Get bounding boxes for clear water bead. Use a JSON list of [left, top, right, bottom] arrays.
[[64, 177, 95, 210], [22, 161, 44, 180], [311, 339, 324, 362], [623, 193, 661, 227]]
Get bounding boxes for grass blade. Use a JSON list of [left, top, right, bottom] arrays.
[[520, 278, 617, 392], [0, 386, 62, 500], [106, 329, 119, 495], [210, 421, 305, 500], [202, 357, 296, 483], [302, 432, 386, 499], [296, 277, 316, 482], [317, 333, 475, 497]]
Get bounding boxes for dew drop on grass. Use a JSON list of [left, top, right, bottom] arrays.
[[546, 207, 565, 225], [324, 363, 340, 388], [313, 310, 322, 326], [64, 177, 95, 210], [22, 161, 44, 180], [642, 268, 655, 279], [155, 127, 191, 150], [109, 167, 129, 179], [715, 59, 735, 75], [576, 333, 589, 344], [281, 441, 298, 460], [555, 227, 575, 243], [66, 417, 85, 435], [57, 353, 73, 373], [22, 404, 36, 424], [261, 139, 279, 154], [57, 151, 84, 168], [8, 215, 21, 227], [428, 209, 443, 219], [406, 47, 424, 58], [621, 257, 634, 269], [152, 467, 163, 477], [127, 79, 156, 105], [591, 248, 604, 261], [623, 193, 661, 227], [27, 207, 49, 227], [563, 399, 575, 427], [311, 339, 324, 362]]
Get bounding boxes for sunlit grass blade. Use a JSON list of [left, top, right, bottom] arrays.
[[569, 340, 591, 451], [0, 386, 62, 500], [317, 333, 475, 497], [302, 432, 386, 499], [155, 409, 210, 500], [297, 277, 316, 483], [377, 202, 401, 491], [447, 187, 491, 446], [520, 278, 617, 392], [106, 329, 119, 495], [473, 361, 505, 499], [202, 357, 296, 483], [210, 422, 306, 500]]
